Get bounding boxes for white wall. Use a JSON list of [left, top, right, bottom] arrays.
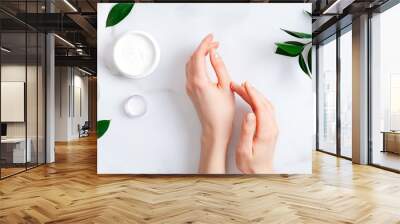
[[55, 67, 89, 141], [1, 66, 26, 135], [71, 73, 89, 138], [55, 66, 69, 141], [1, 65, 41, 137]]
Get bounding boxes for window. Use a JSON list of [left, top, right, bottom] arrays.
[[340, 29, 352, 158], [390, 74, 400, 130], [371, 3, 400, 171], [318, 36, 337, 154]]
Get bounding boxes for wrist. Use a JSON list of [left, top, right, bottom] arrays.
[[198, 132, 229, 174], [201, 123, 232, 144]]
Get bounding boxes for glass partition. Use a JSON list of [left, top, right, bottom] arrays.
[[1, 30, 28, 177], [26, 0, 44, 169], [371, 3, 400, 171], [0, 1, 46, 179], [340, 29, 352, 158], [317, 36, 337, 154], [27, 31, 38, 169], [38, 32, 45, 165]]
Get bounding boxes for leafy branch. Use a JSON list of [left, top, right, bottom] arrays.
[[275, 12, 312, 78]]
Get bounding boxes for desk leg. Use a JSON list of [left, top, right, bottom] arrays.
[[382, 133, 386, 153]]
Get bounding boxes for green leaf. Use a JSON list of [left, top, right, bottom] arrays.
[[298, 54, 310, 77], [285, 41, 306, 47], [307, 48, 312, 74], [97, 120, 111, 139], [106, 3, 134, 27], [275, 42, 304, 57], [281, 28, 312, 39]]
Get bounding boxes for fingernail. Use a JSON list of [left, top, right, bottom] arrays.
[[244, 81, 249, 89], [245, 81, 253, 89]]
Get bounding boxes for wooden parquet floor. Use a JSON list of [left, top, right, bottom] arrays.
[[1, 136, 400, 224]]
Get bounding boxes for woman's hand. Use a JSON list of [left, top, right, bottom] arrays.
[[186, 34, 235, 174], [231, 82, 279, 174]]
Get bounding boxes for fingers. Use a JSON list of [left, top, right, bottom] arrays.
[[195, 34, 213, 56], [244, 82, 268, 139], [237, 113, 256, 155], [188, 33, 232, 88], [230, 82, 251, 106], [231, 81, 273, 116], [236, 113, 256, 173], [193, 35, 218, 63], [210, 48, 231, 88], [244, 82, 265, 113], [187, 34, 219, 83], [243, 82, 277, 142]]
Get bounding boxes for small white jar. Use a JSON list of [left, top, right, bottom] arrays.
[[124, 95, 147, 117], [113, 31, 160, 79]]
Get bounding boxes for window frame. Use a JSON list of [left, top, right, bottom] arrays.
[[316, 24, 353, 161]]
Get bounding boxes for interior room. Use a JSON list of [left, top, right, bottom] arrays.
[[0, 18, 46, 178], [0, 0, 399, 223], [370, 3, 400, 171]]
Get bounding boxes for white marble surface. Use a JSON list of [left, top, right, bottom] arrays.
[[97, 3, 313, 174]]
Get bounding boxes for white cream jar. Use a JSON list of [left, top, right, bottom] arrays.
[[113, 31, 160, 79]]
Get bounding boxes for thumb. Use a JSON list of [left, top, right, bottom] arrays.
[[237, 113, 256, 157]]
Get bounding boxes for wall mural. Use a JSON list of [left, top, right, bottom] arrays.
[[97, 3, 313, 174]]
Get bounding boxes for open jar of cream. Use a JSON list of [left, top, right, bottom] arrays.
[[113, 31, 160, 79]]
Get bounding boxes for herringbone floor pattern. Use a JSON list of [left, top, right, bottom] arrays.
[[1, 136, 400, 223]]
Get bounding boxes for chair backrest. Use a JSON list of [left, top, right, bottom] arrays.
[[82, 121, 90, 129]]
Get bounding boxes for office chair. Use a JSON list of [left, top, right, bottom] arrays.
[[79, 121, 90, 138]]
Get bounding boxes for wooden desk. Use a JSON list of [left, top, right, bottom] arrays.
[[382, 131, 400, 154], [1, 138, 31, 163]]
